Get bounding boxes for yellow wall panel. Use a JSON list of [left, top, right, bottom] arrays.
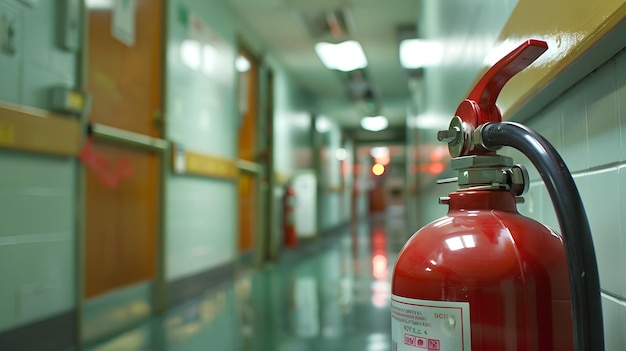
[[172, 145, 239, 180], [0, 102, 82, 156], [493, 1, 626, 118]]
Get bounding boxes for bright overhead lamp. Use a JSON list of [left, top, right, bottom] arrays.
[[235, 55, 251, 72], [371, 146, 390, 165], [315, 116, 332, 133], [370, 146, 389, 158], [314, 40, 368, 72], [360, 115, 388, 132], [399, 39, 443, 69], [85, 0, 113, 9], [335, 148, 348, 161]]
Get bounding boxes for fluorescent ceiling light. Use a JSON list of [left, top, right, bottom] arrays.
[[86, 0, 113, 9], [413, 113, 449, 129], [314, 40, 368, 72], [399, 39, 443, 69], [445, 235, 476, 251], [335, 148, 348, 161], [235, 55, 251, 72], [371, 146, 390, 165], [361, 116, 388, 132], [370, 146, 389, 159], [315, 116, 332, 133]]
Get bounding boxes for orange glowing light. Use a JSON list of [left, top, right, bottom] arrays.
[[372, 254, 388, 279], [428, 162, 446, 175], [375, 154, 390, 165], [372, 163, 385, 176]]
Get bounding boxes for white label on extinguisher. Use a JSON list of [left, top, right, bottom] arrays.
[[391, 294, 471, 351]]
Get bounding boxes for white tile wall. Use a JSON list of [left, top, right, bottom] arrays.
[[0, 0, 77, 108], [619, 166, 626, 298], [581, 168, 621, 296], [0, 1, 21, 102], [532, 101, 564, 151], [586, 62, 620, 169], [0, 151, 76, 332], [165, 177, 237, 280], [601, 294, 626, 350], [617, 52, 626, 161], [164, 0, 240, 281], [319, 120, 344, 231], [561, 85, 589, 172], [165, 0, 240, 156], [0, 0, 79, 333], [518, 48, 626, 347]]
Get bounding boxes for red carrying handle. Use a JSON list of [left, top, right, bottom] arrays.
[[454, 39, 548, 129]]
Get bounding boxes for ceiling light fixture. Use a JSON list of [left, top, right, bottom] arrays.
[[399, 39, 443, 69], [360, 115, 388, 132], [235, 55, 251, 72], [370, 146, 389, 159], [335, 148, 348, 161], [371, 146, 390, 165], [314, 40, 368, 72], [315, 116, 332, 133], [85, 0, 113, 9]]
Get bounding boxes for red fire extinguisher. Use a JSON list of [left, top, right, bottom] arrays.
[[392, 40, 604, 350], [283, 185, 298, 247]]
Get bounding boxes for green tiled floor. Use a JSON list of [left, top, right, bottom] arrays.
[[85, 216, 409, 351]]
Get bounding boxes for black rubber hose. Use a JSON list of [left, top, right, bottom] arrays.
[[481, 121, 603, 351]]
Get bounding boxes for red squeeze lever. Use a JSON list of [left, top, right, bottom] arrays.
[[441, 39, 548, 157]]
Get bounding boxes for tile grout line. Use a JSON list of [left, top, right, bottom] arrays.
[[601, 290, 626, 307]]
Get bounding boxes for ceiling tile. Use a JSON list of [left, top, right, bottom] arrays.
[[226, 0, 419, 128]]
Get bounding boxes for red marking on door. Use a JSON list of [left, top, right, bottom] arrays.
[[79, 139, 134, 188]]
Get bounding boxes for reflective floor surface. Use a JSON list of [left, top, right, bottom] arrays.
[[84, 214, 410, 351]]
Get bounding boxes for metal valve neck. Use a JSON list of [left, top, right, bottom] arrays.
[[451, 154, 529, 196]]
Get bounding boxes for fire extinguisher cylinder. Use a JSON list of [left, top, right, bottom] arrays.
[[395, 39, 603, 351], [392, 155, 576, 350]]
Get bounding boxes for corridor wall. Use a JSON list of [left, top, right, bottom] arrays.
[[410, 0, 519, 225], [0, 0, 79, 334], [0, 0, 324, 347], [270, 66, 317, 247], [164, 0, 239, 282], [164, 0, 316, 283], [316, 117, 350, 232]]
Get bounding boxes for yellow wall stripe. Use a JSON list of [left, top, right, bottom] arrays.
[[0, 102, 82, 156], [274, 171, 292, 185], [493, 1, 626, 119], [172, 145, 239, 180]]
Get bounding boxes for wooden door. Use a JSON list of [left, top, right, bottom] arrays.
[[84, 0, 163, 298], [237, 48, 259, 253], [238, 174, 256, 252]]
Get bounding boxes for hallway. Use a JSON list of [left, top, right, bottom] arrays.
[[2, 0, 626, 349], [84, 215, 408, 351]]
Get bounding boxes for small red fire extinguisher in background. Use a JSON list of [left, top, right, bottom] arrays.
[[392, 40, 604, 350], [283, 185, 298, 248]]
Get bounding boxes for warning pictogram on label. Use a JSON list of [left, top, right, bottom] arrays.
[[391, 295, 471, 350], [404, 334, 427, 348], [428, 338, 440, 350]]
